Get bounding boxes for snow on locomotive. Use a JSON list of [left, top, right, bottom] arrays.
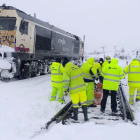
[[0, 4, 84, 79]]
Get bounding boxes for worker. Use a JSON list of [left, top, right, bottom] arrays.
[[94, 58, 104, 83], [102, 56, 111, 68], [50, 58, 64, 103], [101, 58, 124, 113], [99, 58, 104, 67], [124, 58, 140, 105], [81, 58, 98, 107], [63, 58, 88, 122]]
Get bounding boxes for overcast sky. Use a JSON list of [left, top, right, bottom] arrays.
[[1, 0, 140, 52]]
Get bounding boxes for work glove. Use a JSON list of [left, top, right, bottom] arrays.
[[64, 91, 68, 96], [96, 77, 99, 81]]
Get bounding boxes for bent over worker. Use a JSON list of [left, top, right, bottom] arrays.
[[50, 58, 64, 103], [124, 58, 140, 105], [94, 58, 104, 83], [101, 58, 124, 113], [63, 58, 88, 121], [81, 58, 98, 107]]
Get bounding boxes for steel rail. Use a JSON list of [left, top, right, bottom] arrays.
[[56, 104, 73, 124], [120, 82, 137, 124], [118, 85, 128, 122]]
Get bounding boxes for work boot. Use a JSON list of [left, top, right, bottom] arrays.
[[100, 108, 105, 113], [71, 107, 78, 121], [82, 105, 89, 121], [88, 104, 97, 107], [136, 98, 140, 102], [112, 109, 118, 114], [130, 104, 135, 111]]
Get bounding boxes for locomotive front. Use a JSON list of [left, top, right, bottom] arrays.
[[0, 7, 17, 50], [0, 5, 84, 80]]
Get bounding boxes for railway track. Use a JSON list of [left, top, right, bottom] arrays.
[[30, 82, 136, 138]]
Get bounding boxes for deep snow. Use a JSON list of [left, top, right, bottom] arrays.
[[0, 45, 15, 52], [0, 59, 140, 140]]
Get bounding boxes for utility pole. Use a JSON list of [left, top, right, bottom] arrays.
[[101, 46, 106, 59], [136, 51, 138, 58], [114, 46, 117, 52], [82, 35, 85, 63], [114, 46, 117, 58]]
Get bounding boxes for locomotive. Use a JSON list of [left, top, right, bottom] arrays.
[[0, 4, 84, 79]]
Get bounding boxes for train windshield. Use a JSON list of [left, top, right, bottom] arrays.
[[0, 17, 16, 30]]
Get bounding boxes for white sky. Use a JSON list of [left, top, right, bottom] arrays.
[[1, 0, 140, 52]]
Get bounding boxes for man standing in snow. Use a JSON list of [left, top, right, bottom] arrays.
[[101, 58, 124, 113], [102, 56, 111, 68], [94, 58, 104, 83], [124, 58, 140, 105], [63, 58, 88, 121], [81, 58, 98, 107], [50, 58, 64, 103]]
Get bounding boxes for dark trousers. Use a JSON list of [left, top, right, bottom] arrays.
[[99, 76, 103, 83], [101, 89, 117, 111]]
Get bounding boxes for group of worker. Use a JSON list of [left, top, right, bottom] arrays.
[[49, 56, 140, 121]]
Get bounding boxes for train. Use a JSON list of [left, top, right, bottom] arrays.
[[0, 4, 84, 79]]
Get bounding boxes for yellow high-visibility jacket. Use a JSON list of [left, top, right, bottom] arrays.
[[124, 60, 140, 87], [101, 58, 124, 91], [94, 62, 102, 76], [81, 58, 98, 82], [63, 62, 86, 94], [102, 60, 109, 68], [50, 62, 64, 87]]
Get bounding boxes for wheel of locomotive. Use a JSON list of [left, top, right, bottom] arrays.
[[36, 62, 41, 76], [25, 64, 31, 78], [40, 73, 45, 76], [16, 75, 23, 80], [0, 69, 11, 81], [31, 72, 37, 77], [26, 72, 31, 78], [36, 70, 41, 76], [39, 62, 45, 75]]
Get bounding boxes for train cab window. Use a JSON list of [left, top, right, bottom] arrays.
[[0, 17, 16, 30], [35, 25, 51, 51], [73, 41, 80, 53], [19, 20, 28, 35]]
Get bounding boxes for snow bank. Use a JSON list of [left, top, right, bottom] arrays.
[[84, 50, 139, 62], [0, 59, 11, 69], [37, 123, 140, 140], [0, 45, 15, 52], [0, 45, 15, 78]]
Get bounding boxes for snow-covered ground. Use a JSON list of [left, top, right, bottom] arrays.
[[0, 45, 15, 52], [0, 59, 140, 140], [84, 49, 140, 62]]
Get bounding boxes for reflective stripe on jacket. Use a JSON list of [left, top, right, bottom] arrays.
[[50, 62, 64, 87], [101, 58, 124, 91], [124, 60, 140, 87], [63, 62, 86, 94]]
